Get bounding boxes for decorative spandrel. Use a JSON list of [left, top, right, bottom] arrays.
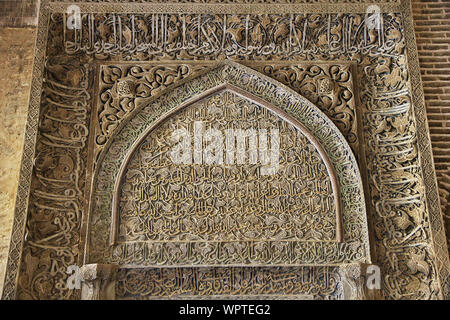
[[118, 90, 339, 244]]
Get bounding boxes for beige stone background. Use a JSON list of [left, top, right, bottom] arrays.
[[0, 27, 36, 295], [0, 0, 449, 297]]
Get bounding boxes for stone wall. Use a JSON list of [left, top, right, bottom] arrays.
[[0, 28, 36, 295], [0, 0, 39, 27]]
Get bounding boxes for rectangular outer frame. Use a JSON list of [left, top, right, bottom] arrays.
[[2, 0, 449, 300]]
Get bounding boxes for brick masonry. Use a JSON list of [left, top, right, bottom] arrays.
[[412, 0, 450, 253]]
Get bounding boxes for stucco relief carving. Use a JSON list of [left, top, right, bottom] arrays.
[[96, 63, 358, 157], [96, 64, 210, 148], [2, 1, 449, 300], [87, 62, 369, 268], [115, 90, 341, 244], [60, 12, 404, 61], [116, 266, 344, 300]]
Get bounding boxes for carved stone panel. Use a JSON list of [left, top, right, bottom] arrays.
[[87, 62, 369, 269], [116, 266, 344, 300], [2, 0, 449, 300], [116, 90, 340, 244]]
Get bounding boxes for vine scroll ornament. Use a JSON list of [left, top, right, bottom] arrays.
[[2, 0, 449, 300]]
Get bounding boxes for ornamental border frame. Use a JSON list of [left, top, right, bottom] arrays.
[[1, 0, 449, 299], [109, 82, 343, 246], [86, 62, 368, 267]]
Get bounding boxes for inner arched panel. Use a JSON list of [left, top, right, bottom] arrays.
[[117, 89, 339, 242]]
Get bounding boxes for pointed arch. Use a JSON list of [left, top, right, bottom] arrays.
[[110, 83, 342, 244], [87, 61, 370, 266]]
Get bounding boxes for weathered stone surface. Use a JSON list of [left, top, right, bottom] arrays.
[[0, 1, 39, 27], [0, 0, 449, 300], [0, 27, 36, 295]]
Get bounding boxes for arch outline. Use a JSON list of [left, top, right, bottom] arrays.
[[86, 61, 370, 267]]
